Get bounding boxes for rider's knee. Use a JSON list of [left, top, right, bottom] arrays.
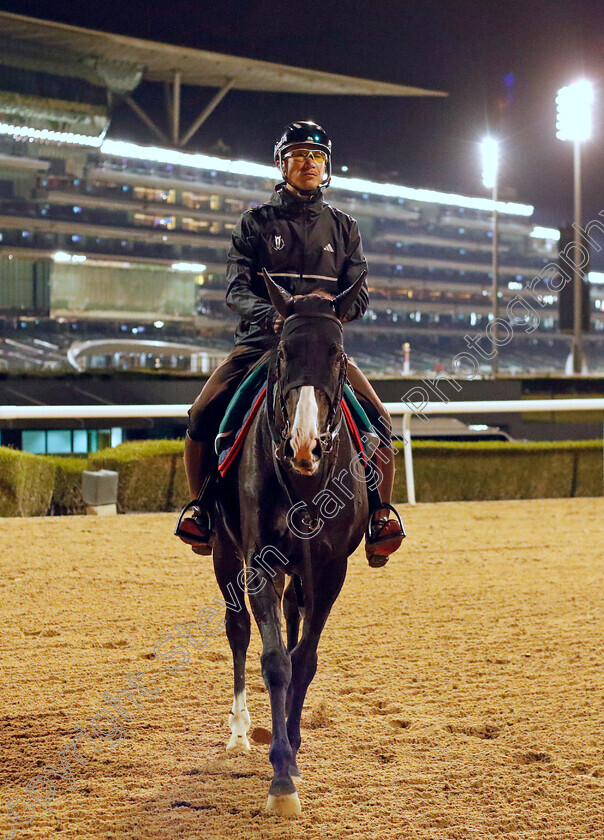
[[187, 397, 208, 443]]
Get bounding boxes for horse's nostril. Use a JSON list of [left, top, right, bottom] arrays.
[[312, 441, 322, 458], [284, 439, 294, 458]]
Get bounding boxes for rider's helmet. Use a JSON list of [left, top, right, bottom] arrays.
[[274, 120, 332, 190]]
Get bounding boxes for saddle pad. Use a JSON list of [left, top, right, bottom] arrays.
[[216, 366, 375, 478]]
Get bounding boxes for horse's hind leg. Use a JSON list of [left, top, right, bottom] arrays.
[[213, 538, 251, 754]]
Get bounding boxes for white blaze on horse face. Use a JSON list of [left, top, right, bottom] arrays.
[[226, 689, 251, 753], [290, 386, 320, 473]]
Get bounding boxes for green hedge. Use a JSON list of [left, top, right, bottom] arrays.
[[392, 439, 603, 503], [0, 446, 55, 516], [46, 456, 88, 515], [0, 439, 601, 517], [88, 439, 187, 513]]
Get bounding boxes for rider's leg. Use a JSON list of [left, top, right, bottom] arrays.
[[346, 362, 395, 514], [180, 343, 268, 549], [346, 361, 405, 564], [184, 434, 214, 499]]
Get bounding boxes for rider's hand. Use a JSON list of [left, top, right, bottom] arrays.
[[273, 314, 285, 333]]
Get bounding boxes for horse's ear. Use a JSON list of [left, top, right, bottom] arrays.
[[262, 268, 294, 318], [332, 271, 367, 321]]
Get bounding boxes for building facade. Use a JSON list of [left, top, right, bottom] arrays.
[[1, 134, 603, 377]]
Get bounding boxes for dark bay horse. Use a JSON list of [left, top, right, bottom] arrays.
[[212, 270, 370, 816]]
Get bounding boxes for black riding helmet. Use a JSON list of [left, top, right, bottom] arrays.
[[274, 120, 332, 193]]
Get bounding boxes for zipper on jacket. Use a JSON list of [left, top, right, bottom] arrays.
[[300, 204, 309, 286]]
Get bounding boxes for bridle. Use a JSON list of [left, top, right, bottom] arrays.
[[268, 312, 348, 464]]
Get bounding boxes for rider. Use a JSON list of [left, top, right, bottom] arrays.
[[179, 120, 405, 565]]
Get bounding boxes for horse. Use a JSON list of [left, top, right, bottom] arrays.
[[212, 269, 370, 816]]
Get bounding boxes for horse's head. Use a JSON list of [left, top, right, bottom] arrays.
[[263, 268, 366, 476]]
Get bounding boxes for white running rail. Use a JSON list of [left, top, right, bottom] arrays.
[[1, 398, 603, 505], [383, 398, 604, 504]]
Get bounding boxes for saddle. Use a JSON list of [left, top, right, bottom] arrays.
[[215, 359, 377, 478]]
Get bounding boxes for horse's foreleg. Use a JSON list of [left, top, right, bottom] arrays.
[[283, 576, 302, 652], [213, 539, 251, 754], [226, 607, 251, 753], [286, 559, 347, 781], [248, 568, 300, 817]]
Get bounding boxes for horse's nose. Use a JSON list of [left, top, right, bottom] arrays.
[[292, 443, 320, 474]]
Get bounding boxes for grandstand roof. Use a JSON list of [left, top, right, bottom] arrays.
[[0, 11, 445, 98]]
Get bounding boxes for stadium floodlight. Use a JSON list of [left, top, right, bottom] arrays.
[[556, 80, 594, 142], [556, 79, 594, 373], [171, 262, 207, 272], [53, 252, 87, 263], [0, 122, 104, 148], [100, 138, 534, 218], [480, 137, 499, 190], [530, 226, 561, 241], [479, 136, 500, 376]]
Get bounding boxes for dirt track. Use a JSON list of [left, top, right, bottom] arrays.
[[1, 498, 603, 840]]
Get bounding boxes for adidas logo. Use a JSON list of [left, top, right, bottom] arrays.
[[323, 243, 334, 252]]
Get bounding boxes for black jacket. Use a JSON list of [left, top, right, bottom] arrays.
[[225, 183, 369, 348]]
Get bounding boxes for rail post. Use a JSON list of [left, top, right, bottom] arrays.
[[401, 411, 416, 505]]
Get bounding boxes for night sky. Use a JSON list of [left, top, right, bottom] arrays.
[[1, 0, 603, 227]]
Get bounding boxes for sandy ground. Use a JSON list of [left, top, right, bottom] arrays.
[[0, 498, 603, 840]]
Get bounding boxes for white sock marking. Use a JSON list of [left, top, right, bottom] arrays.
[[227, 689, 251, 753]]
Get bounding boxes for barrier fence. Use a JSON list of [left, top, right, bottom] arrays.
[[384, 398, 604, 504], [1, 398, 604, 505]]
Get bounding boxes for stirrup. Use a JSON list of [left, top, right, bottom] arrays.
[[365, 502, 406, 567], [366, 502, 406, 543], [174, 499, 213, 546]]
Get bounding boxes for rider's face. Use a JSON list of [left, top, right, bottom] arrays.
[[281, 144, 327, 192]]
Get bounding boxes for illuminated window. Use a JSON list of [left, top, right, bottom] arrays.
[[21, 429, 123, 454], [133, 213, 176, 230], [182, 217, 210, 233], [182, 190, 212, 209], [133, 187, 175, 203], [224, 198, 245, 212]]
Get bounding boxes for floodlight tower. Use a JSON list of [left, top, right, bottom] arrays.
[[556, 79, 594, 374], [481, 137, 499, 376]]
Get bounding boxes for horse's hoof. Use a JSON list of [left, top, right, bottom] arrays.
[[265, 791, 301, 817], [226, 733, 251, 753]]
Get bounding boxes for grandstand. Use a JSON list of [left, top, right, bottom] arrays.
[[1, 11, 603, 386]]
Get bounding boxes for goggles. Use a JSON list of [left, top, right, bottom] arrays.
[[283, 148, 328, 164]]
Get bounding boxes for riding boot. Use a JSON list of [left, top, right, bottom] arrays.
[[174, 434, 216, 555], [365, 443, 406, 567]]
